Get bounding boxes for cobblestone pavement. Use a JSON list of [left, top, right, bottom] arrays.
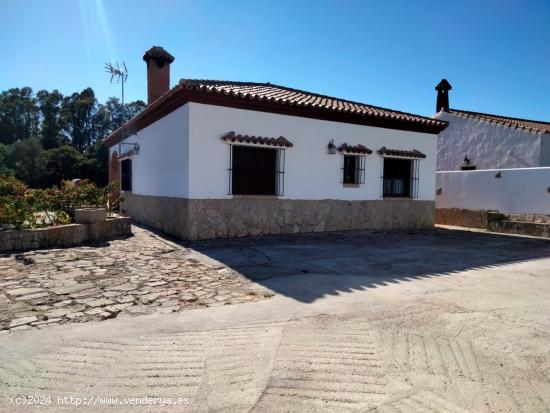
[[0, 226, 269, 331]]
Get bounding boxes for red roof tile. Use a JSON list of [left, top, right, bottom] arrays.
[[104, 79, 448, 146], [377, 147, 426, 158], [182, 79, 445, 128], [448, 109, 550, 134], [221, 132, 293, 148], [337, 143, 372, 155]]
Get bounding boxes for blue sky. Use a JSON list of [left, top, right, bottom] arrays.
[[1, 0, 549, 119]]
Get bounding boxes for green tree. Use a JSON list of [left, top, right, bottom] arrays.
[[6, 138, 44, 187], [61, 88, 97, 152], [82, 141, 109, 186], [37, 89, 66, 149], [124, 100, 146, 122], [38, 145, 85, 187], [0, 85, 146, 187], [94, 97, 124, 141], [0, 143, 15, 176], [94, 97, 145, 140], [0, 87, 39, 144]]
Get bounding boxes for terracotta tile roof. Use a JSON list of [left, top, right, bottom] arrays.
[[104, 79, 448, 146], [377, 147, 426, 158], [448, 109, 550, 134], [182, 79, 446, 129], [221, 131, 293, 148], [337, 143, 372, 155]]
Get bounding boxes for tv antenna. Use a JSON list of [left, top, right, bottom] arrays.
[[105, 61, 128, 105], [105, 61, 134, 147]]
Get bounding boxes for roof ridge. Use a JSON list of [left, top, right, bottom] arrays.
[[449, 108, 550, 127], [180, 78, 441, 123], [104, 78, 448, 146]]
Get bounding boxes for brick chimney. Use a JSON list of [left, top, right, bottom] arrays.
[[143, 46, 175, 105], [435, 79, 452, 113]]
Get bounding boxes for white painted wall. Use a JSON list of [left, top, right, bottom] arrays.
[[188, 103, 438, 200], [436, 168, 550, 214], [435, 111, 543, 171], [110, 104, 189, 197], [541, 134, 550, 166]]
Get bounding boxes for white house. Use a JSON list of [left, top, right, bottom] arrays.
[[104, 47, 448, 240], [433, 79, 550, 229], [434, 79, 550, 171]]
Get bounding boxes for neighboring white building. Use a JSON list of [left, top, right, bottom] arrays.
[[433, 80, 550, 230], [104, 47, 447, 240], [437, 167, 550, 215], [434, 79, 550, 171]]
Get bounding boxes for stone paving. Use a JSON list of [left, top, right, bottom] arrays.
[[0, 226, 269, 331]]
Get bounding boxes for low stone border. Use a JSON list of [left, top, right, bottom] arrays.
[[488, 219, 550, 238], [0, 216, 131, 252], [487, 212, 550, 238], [436, 208, 550, 238], [435, 208, 489, 229]]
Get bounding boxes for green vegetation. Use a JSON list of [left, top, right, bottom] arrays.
[[0, 175, 118, 230], [0, 87, 144, 188]]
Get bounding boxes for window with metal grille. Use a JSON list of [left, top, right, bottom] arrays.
[[120, 159, 132, 192], [382, 158, 419, 198], [229, 146, 285, 196], [342, 155, 365, 185]]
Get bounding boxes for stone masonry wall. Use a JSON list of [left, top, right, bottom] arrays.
[[121, 192, 188, 239], [121, 192, 435, 240], [435, 208, 489, 229], [0, 217, 131, 252], [186, 198, 435, 239], [436, 208, 550, 238]]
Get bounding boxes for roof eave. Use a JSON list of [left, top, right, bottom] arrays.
[[447, 108, 550, 134], [103, 87, 448, 146]]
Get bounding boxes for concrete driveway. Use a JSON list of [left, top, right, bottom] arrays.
[[1, 227, 550, 412]]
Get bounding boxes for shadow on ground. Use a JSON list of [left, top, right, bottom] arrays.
[[180, 228, 550, 303]]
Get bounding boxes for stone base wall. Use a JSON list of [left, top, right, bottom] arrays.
[[487, 212, 550, 238], [121, 192, 188, 239], [436, 208, 550, 238], [435, 208, 489, 229], [507, 213, 550, 225], [121, 193, 435, 240], [488, 219, 550, 238], [186, 198, 435, 239], [0, 217, 131, 252]]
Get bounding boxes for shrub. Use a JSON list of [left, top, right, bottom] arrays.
[[0, 176, 119, 230], [0, 176, 31, 229], [0, 175, 27, 200]]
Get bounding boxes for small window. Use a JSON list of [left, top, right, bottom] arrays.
[[230, 146, 284, 195], [342, 155, 365, 185], [382, 158, 419, 198], [120, 159, 132, 192]]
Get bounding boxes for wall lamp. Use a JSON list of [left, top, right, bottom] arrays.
[[121, 142, 140, 155], [327, 139, 336, 154]]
